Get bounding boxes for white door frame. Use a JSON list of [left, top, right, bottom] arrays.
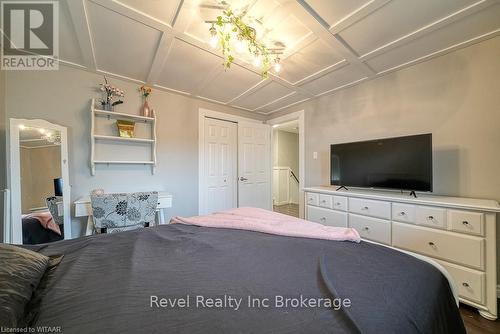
[[267, 110, 305, 218], [7, 118, 72, 244], [198, 108, 262, 215]]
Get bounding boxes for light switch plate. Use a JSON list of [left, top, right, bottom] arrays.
[[313, 152, 318, 159]]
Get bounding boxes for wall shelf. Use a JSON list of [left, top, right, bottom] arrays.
[[93, 134, 154, 143], [90, 98, 157, 175], [93, 160, 155, 165], [93, 108, 155, 123]]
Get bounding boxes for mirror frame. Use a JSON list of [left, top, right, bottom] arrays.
[[7, 118, 71, 244]]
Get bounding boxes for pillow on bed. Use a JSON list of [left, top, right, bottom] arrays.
[[0, 244, 50, 327]]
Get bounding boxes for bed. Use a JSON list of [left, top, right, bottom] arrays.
[[22, 213, 63, 245], [16, 208, 464, 333]]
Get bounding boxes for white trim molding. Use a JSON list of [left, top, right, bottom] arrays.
[[266, 110, 305, 218]]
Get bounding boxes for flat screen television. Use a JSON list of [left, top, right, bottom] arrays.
[[330, 134, 432, 192], [54, 178, 63, 196]]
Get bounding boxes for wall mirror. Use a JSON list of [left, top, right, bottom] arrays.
[[7, 119, 71, 244]]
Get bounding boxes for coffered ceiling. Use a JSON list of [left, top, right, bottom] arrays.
[[59, 0, 500, 115]]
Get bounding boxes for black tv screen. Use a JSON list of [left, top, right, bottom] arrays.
[[54, 178, 63, 196], [330, 134, 432, 192]]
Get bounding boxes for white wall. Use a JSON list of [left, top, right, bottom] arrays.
[[4, 65, 263, 237], [271, 36, 500, 280]]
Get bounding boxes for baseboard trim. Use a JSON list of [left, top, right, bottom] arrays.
[[497, 284, 500, 298]]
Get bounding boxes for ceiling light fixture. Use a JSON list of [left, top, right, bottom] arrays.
[[209, 24, 218, 49], [273, 56, 281, 73], [205, 4, 285, 78], [235, 35, 246, 53]]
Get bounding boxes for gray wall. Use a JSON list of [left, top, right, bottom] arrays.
[[4, 65, 263, 237], [273, 130, 299, 176], [270, 36, 500, 279]]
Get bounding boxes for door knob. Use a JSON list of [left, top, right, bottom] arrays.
[[239, 177, 248, 181]]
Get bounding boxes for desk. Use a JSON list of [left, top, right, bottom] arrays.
[[74, 192, 173, 236]]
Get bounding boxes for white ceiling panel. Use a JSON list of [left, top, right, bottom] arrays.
[[87, 1, 162, 81], [339, 0, 476, 56], [235, 81, 293, 110], [259, 92, 311, 113], [304, 0, 370, 27], [366, 3, 500, 73], [198, 64, 262, 103], [59, 1, 84, 65], [281, 38, 345, 84], [116, 0, 181, 25], [299, 64, 367, 96], [157, 39, 222, 93]]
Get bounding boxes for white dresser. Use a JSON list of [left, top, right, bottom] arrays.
[[305, 186, 500, 320]]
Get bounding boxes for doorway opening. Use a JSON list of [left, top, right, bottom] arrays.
[[272, 120, 299, 218]]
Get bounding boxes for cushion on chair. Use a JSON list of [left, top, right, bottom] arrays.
[[0, 244, 50, 327], [46, 196, 63, 226], [90, 192, 159, 233]]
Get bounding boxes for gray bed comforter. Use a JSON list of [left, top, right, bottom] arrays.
[[25, 224, 465, 333]]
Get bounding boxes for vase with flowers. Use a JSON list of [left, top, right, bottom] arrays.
[[139, 85, 153, 118], [99, 76, 124, 111]]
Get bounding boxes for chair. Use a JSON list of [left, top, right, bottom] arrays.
[[90, 191, 159, 234], [46, 196, 64, 226]]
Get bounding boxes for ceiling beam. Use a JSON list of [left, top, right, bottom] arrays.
[[293, 0, 376, 78], [146, 33, 174, 84], [329, 0, 392, 34], [359, 0, 497, 61], [145, 0, 189, 85], [67, 0, 97, 70], [227, 80, 270, 105]]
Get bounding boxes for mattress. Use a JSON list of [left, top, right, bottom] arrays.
[[24, 222, 465, 333]]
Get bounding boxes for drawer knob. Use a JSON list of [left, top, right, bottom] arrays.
[[363, 227, 369, 231], [462, 221, 469, 225], [335, 202, 341, 206], [320, 217, 326, 221], [428, 241, 435, 246], [400, 212, 406, 216], [462, 282, 470, 288], [321, 200, 326, 203], [427, 215, 434, 220], [362, 206, 369, 210]]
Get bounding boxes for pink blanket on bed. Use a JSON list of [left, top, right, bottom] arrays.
[[171, 207, 360, 243]]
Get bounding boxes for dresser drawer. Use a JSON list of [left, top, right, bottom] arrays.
[[392, 203, 416, 223], [306, 193, 319, 206], [449, 210, 484, 236], [392, 223, 484, 270], [436, 260, 485, 304], [349, 214, 391, 245], [349, 198, 391, 220], [307, 206, 347, 228], [319, 194, 333, 209], [415, 206, 447, 229], [332, 196, 347, 211]]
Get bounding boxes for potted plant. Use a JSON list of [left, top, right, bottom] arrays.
[[99, 76, 124, 111]]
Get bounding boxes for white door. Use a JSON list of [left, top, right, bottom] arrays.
[[203, 118, 237, 214], [238, 122, 271, 209]]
